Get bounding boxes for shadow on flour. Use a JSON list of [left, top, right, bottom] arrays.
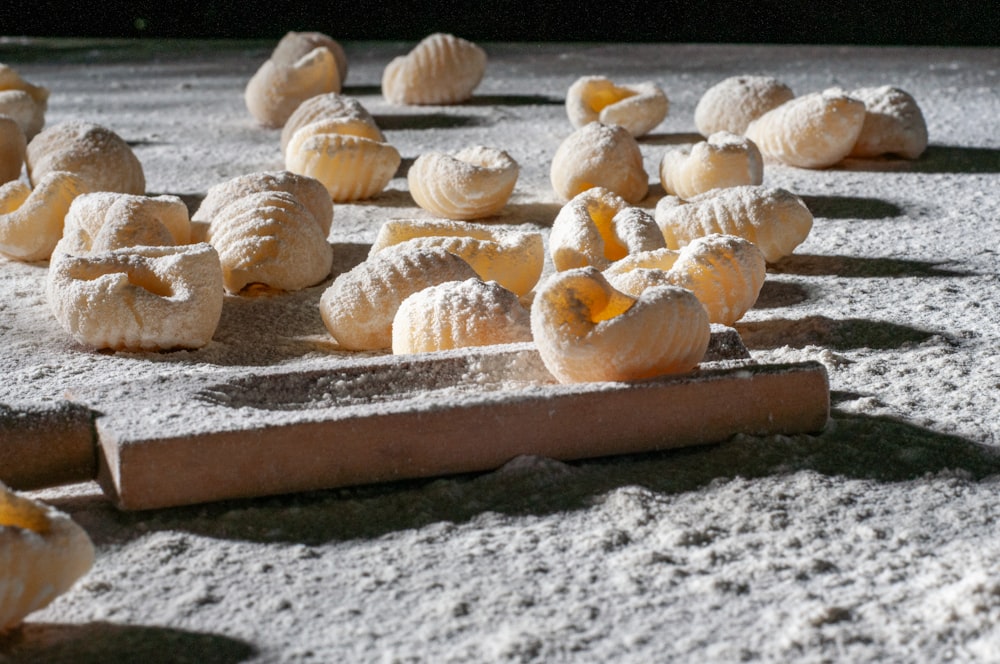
[[837, 145, 1000, 174], [769, 253, 971, 278], [637, 132, 705, 147], [797, 194, 903, 220], [750, 280, 810, 309], [0, 621, 257, 663], [735, 315, 943, 351], [374, 113, 492, 130]]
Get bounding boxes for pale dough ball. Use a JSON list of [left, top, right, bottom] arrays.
[[0, 171, 85, 262], [0, 482, 94, 631], [26, 121, 145, 194], [407, 146, 519, 219], [0, 116, 26, 184], [847, 86, 928, 160], [694, 75, 794, 136], [392, 278, 532, 354], [659, 131, 763, 200], [565, 75, 669, 137], [382, 33, 487, 105], [550, 122, 648, 203], [0, 64, 49, 139]]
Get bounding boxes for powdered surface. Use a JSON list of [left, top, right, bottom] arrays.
[[1, 39, 999, 662]]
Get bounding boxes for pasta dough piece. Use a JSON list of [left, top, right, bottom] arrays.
[[0, 171, 85, 262], [550, 122, 648, 203], [280, 93, 383, 155], [0, 116, 26, 184], [392, 278, 532, 354], [319, 245, 478, 350], [847, 86, 928, 159], [654, 185, 813, 263], [694, 75, 794, 136], [745, 89, 866, 169], [530, 266, 710, 383], [58, 192, 190, 255], [26, 121, 145, 195], [549, 186, 664, 271], [0, 481, 94, 632], [382, 33, 487, 105], [659, 131, 763, 200], [407, 146, 518, 219], [47, 242, 224, 351], [0, 64, 49, 139], [270, 31, 348, 87], [370, 218, 544, 296], [207, 190, 333, 293], [565, 76, 669, 137]]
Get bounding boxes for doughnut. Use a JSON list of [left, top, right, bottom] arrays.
[[529, 266, 710, 383], [26, 121, 145, 195], [206, 190, 333, 293], [392, 278, 532, 354], [382, 33, 487, 105], [407, 146, 519, 219], [244, 31, 344, 128], [0, 64, 49, 139], [659, 131, 764, 200], [846, 86, 928, 159], [58, 192, 191, 255], [694, 75, 794, 136], [370, 218, 544, 296], [654, 185, 813, 263], [0, 116, 26, 184], [745, 89, 866, 169], [0, 171, 85, 262], [565, 76, 669, 137], [47, 242, 224, 351], [319, 245, 478, 350], [550, 122, 648, 203], [0, 481, 94, 631], [549, 186, 664, 271], [280, 93, 383, 156]]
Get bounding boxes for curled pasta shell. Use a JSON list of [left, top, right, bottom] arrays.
[[319, 245, 478, 350], [0, 481, 94, 631], [847, 86, 928, 160], [0, 171, 85, 262], [270, 31, 348, 87], [694, 75, 794, 136], [280, 93, 383, 156], [285, 125, 400, 203], [207, 190, 333, 293], [370, 218, 544, 296], [565, 76, 669, 137], [26, 121, 145, 195], [659, 131, 763, 200], [654, 185, 813, 263], [530, 267, 710, 383], [0, 116, 26, 184], [382, 33, 487, 105], [58, 192, 191, 255], [47, 242, 224, 351], [392, 278, 532, 354], [745, 89, 866, 169], [407, 146, 519, 219], [550, 186, 664, 271], [550, 122, 648, 203], [0, 64, 49, 139]]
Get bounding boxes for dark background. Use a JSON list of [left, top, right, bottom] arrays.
[[3, 0, 997, 45]]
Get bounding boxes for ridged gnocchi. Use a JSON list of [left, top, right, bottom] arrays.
[[694, 75, 794, 136], [319, 245, 478, 350], [551, 122, 648, 204], [280, 93, 383, 156], [407, 146, 518, 219], [370, 218, 544, 297], [659, 131, 763, 200], [392, 278, 532, 354], [382, 33, 487, 105], [745, 89, 866, 169], [847, 86, 928, 160], [0, 64, 49, 140], [549, 186, 664, 272], [654, 185, 814, 263], [565, 76, 669, 137], [0, 481, 95, 631], [0, 171, 85, 262], [0, 117, 25, 184], [530, 267, 710, 383], [58, 192, 191, 255], [26, 121, 145, 195]]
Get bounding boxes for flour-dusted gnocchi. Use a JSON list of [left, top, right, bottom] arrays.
[[0, 171, 85, 262], [382, 33, 487, 105], [847, 86, 928, 160], [694, 75, 794, 136], [550, 186, 664, 271], [0, 481, 95, 631], [659, 131, 763, 200], [320, 245, 478, 350], [269, 31, 348, 87], [407, 146, 518, 219], [654, 185, 813, 263], [58, 191, 191, 255], [530, 267, 710, 383], [392, 278, 532, 354], [745, 89, 866, 169], [0, 64, 49, 140], [280, 93, 384, 155], [370, 218, 544, 297], [0, 116, 26, 184], [26, 121, 145, 195], [565, 76, 669, 137], [551, 122, 648, 203]]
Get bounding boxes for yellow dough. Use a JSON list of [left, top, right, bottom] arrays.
[[565, 75, 669, 137], [0, 171, 85, 262]]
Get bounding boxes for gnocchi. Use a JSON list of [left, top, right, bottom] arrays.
[[0, 171, 85, 262], [550, 122, 648, 203], [0, 64, 49, 139], [694, 75, 794, 136], [26, 121, 145, 195], [280, 93, 384, 156], [659, 131, 763, 200], [58, 192, 191, 255], [847, 86, 928, 160], [382, 33, 487, 105], [565, 75, 669, 137], [407, 146, 519, 219], [0, 116, 25, 184]]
